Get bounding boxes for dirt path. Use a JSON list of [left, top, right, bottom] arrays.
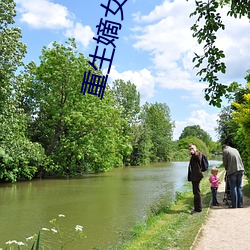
[[192, 174, 250, 250]]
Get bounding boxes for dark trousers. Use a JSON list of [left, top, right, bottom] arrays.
[[211, 187, 218, 205], [192, 181, 202, 212]]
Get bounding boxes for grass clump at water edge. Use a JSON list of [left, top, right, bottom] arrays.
[[111, 177, 213, 250]]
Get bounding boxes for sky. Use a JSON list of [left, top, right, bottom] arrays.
[[13, 0, 250, 141]]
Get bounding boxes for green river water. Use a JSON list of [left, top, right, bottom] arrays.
[[0, 160, 221, 249]]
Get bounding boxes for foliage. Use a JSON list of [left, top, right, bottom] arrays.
[[112, 79, 141, 165], [179, 125, 212, 146], [0, 0, 49, 182], [215, 71, 250, 176], [23, 39, 128, 175], [129, 122, 153, 165], [216, 106, 240, 147], [178, 136, 209, 156], [209, 141, 222, 154], [0, 0, 27, 108], [140, 102, 174, 162], [112, 79, 140, 123], [189, 0, 250, 107], [231, 83, 250, 176]]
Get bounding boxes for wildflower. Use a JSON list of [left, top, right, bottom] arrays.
[[17, 242, 25, 246], [75, 225, 83, 232], [42, 228, 50, 231], [58, 214, 65, 217], [51, 228, 58, 233], [6, 240, 17, 245], [26, 236, 34, 241]]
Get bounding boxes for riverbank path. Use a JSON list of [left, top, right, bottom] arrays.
[[192, 173, 250, 250]]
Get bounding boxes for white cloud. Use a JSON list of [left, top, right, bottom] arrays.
[[132, 0, 178, 23], [131, 0, 250, 95], [173, 110, 219, 141], [107, 66, 156, 103], [131, 0, 204, 95], [214, 7, 250, 81], [65, 22, 94, 48], [16, 0, 95, 49], [16, 0, 73, 29]]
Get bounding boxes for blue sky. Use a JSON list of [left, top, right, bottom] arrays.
[[14, 0, 250, 141]]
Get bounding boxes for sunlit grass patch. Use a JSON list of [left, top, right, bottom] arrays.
[[111, 176, 214, 250]]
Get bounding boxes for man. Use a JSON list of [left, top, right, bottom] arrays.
[[188, 143, 204, 214], [222, 144, 244, 208]]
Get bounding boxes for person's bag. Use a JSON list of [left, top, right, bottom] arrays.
[[200, 153, 209, 172]]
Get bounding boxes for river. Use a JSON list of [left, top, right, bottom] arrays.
[[0, 160, 221, 249]]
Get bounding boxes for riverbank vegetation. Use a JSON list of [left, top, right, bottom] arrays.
[[0, 1, 249, 183], [112, 170, 250, 250], [111, 168, 225, 249]]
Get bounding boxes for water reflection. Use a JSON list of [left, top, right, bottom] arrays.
[[0, 160, 221, 249]]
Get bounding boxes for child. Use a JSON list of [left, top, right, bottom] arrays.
[[209, 168, 220, 206]]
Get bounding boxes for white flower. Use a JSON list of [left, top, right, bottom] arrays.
[[75, 225, 83, 232], [58, 214, 65, 217], [26, 236, 34, 241], [17, 242, 25, 246], [42, 228, 50, 231], [5, 240, 24, 246], [6, 240, 17, 245], [51, 228, 58, 233]]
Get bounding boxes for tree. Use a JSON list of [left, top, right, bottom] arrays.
[[24, 39, 128, 175], [216, 72, 250, 150], [215, 71, 250, 176], [112, 79, 140, 123], [0, 0, 27, 109], [179, 125, 212, 146], [178, 136, 209, 156], [231, 80, 250, 176], [0, 0, 48, 182], [216, 106, 240, 147], [129, 121, 153, 166], [190, 0, 250, 107], [140, 102, 174, 162], [112, 79, 140, 165]]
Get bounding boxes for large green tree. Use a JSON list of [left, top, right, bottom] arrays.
[[24, 39, 127, 175], [178, 136, 209, 156], [0, 0, 47, 182], [190, 0, 250, 107], [140, 102, 174, 162], [112, 79, 140, 123], [179, 125, 212, 146], [112, 79, 140, 165], [0, 0, 26, 108]]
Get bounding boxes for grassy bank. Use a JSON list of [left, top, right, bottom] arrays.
[[111, 169, 225, 250]]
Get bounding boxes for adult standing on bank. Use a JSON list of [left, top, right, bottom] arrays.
[[188, 143, 204, 214], [222, 144, 244, 208]]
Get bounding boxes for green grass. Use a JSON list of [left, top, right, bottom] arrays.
[[243, 177, 250, 197], [111, 170, 225, 250]]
